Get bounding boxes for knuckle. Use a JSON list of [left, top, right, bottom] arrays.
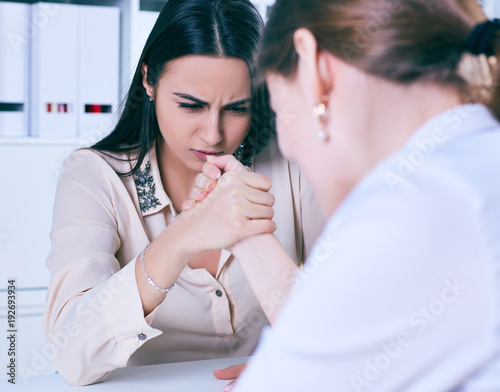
[[201, 178, 210, 189], [202, 162, 212, 174], [207, 184, 221, 198], [227, 188, 243, 203], [256, 174, 272, 189], [229, 203, 242, 217], [263, 220, 274, 232], [224, 171, 240, 182], [218, 172, 233, 186], [230, 218, 244, 233], [195, 175, 206, 187]]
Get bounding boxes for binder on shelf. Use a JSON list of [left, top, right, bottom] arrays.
[[0, 2, 30, 137], [30, 3, 78, 138], [77, 5, 120, 141]]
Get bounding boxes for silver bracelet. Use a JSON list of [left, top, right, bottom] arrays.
[[140, 244, 175, 293]]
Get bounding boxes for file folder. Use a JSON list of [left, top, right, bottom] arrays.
[[77, 5, 120, 141], [30, 3, 78, 138], [0, 2, 30, 137]]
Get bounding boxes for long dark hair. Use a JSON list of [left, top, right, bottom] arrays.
[[92, 0, 274, 176]]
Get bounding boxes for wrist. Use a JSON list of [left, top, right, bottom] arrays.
[[164, 211, 200, 261], [141, 244, 175, 293], [231, 233, 276, 259]]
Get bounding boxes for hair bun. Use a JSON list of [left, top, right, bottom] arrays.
[[465, 19, 500, 56]]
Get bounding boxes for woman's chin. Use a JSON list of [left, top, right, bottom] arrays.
[[186, 158, 206, 173]]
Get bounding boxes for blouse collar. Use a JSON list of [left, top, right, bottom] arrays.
[[134, 144, 176, 217]]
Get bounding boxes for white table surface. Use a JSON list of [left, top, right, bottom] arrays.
[[12, 356, 250, 391]]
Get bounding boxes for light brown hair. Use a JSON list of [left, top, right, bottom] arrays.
[[258, 0, 500, 119]]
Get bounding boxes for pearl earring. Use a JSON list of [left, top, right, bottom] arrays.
[[316, 129, 327, 141], [313, 102, 329, 142]]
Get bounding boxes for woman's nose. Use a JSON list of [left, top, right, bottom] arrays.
[[199, 111, 223, 146]]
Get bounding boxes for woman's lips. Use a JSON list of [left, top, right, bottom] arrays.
[[192, 149, 224, 160]]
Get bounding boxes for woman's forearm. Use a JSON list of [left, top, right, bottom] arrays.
[[135, 217, 194, 316], [231, 234, 299, 324]]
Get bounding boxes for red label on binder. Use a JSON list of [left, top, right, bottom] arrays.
[[46, 103, 72, 113], [84, 104, 112, 113]]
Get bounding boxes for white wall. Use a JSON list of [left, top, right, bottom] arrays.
[[481, 0, 500, 18]]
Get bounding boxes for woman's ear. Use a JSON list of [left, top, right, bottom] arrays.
[[317, 52, 333, 91], [293, 28, 333, 105], [142, 63, 153, 98], [293, 28, 317, 64]]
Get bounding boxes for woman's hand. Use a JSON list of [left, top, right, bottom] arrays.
[[213, 363, 247, 392], [178, 157, 276, 256], [182, 155, 250, 211]]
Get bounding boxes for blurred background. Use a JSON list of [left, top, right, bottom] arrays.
[[0, 0, 496, 381]]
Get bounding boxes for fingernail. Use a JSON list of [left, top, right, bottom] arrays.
[[197, 190, 207, 200], [224, 383, 234, 392], [184, 200, 195, 210], [206, 181, 215, 192], [212, 170, 221, 179]]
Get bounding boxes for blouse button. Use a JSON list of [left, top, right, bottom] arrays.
[[138, 333, 147, 340], [215, 289, 223, 297]]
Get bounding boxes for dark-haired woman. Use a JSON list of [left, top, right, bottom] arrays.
[[43, 0, 323, 386], [230, 0, 500, 390]]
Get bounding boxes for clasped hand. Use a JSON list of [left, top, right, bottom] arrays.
[[180, 155, 276, 254]]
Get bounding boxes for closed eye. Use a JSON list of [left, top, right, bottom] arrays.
[[178, 103, 204, 112], [225, 106, 250, 115]]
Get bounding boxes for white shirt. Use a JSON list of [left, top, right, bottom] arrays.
[[235, 104, 500, 392]]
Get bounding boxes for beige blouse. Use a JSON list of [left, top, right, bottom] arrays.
[[43, 135, 325, 386]]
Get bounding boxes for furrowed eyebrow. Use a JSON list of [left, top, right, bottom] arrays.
[[173, 93, 208, 106], [224, 98, 251, 107], [173, 93, 251, 107]]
